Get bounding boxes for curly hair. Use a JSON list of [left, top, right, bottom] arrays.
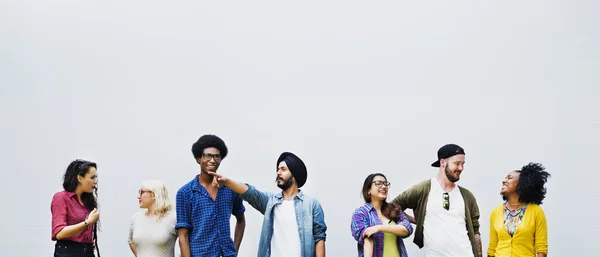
[[511, 162, 551, 205], [191, 134, 228, 160], [361, 173, 401, 222]]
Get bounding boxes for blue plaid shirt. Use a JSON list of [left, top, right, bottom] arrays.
[[176, 175, 245, 257]]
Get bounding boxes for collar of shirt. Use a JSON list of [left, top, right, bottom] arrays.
[[274, 189, 305, 202], [189, 174, 227, 197], [64, 190, 78, 199], [363, 202, 376, 211]]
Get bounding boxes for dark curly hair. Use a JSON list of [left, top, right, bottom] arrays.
[[504, 162, 551, 205], [361, 173, 401, 223], [191, 134, 228, 160]]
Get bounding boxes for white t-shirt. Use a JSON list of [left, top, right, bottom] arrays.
[[423, 178, 474, 257], [270, 200, 301, 257], [128, 210, 178, 257]]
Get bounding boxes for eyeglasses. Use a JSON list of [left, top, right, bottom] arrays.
[[139, 189, 153, 196], [202, 153, 222, 162], [442, 192, 450, 210], [372, 181, 391, 188]]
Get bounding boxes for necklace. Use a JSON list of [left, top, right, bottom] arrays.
[[506, 208, 523, 217], [504, 202, 528, 216], [506, 201, 524, 209]]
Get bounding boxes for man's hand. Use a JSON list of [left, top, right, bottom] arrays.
[[475, 234, 482, 257], [207, 171, 228, 187], [205, 172, 249, 195]]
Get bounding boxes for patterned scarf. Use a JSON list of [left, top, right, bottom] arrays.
[[503, 203, 528, 237]]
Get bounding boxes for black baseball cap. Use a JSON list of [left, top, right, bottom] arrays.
[[431, 144, 466, 167]]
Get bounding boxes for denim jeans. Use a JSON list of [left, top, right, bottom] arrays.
[[54, 240, 95, 257]]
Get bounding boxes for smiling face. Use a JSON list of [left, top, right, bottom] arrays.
[[77, 167, 98, 193], [368, 175, 390, 202], [442, 154, 465, 182], [198, 147, 221, 173], [501, 171, 520, 195]]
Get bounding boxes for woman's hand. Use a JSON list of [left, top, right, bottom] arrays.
[[363, 225, 381, 238], [86, 208, 100, 224]]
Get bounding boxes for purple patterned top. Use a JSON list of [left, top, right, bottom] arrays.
[[351, 203, 414, 257]]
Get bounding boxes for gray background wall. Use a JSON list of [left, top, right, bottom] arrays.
[[1, 1, 598, 256]]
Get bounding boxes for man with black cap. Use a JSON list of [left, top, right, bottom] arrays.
[[208, 152, 327, 257], [391, 144, 482, 257]]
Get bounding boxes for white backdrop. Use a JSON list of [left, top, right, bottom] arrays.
[[1, 1, 598, 256]]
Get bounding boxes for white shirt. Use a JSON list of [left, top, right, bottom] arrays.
[[128, 210, 178, 257], [270, 200, 301, 257], [423, 178, 474, 257]]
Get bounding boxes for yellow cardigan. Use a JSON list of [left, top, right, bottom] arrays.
[[487, 203, 548, 257]]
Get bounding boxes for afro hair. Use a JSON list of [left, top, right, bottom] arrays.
[[515, 162, 551, 205], [191, 134, 228, 160]]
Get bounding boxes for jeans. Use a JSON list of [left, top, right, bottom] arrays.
[[54, 240, 95, 257]]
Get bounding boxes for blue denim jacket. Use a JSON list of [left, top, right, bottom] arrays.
[[241, 184, 327, 257]]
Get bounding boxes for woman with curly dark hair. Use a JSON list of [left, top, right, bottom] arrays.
[[487, 163, 550, 257], [351, 173, 413, 257], [51, 159, 101, 257]]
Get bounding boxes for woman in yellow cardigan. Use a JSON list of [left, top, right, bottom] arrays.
[[487, 163, 550, 257]]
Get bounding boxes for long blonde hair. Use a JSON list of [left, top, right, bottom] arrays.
[[141, 180, 173, 221]]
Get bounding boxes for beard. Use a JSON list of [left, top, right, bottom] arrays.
[[445, 165, 460, 183], [276, 176, 294, 190]]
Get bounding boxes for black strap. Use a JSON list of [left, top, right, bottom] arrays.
[[93, 224, 101, 257]]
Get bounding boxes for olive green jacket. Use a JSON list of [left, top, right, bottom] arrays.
[[391, 179, 481, 257]]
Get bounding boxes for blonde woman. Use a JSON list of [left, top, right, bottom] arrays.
[[128, 180, 177, 257]]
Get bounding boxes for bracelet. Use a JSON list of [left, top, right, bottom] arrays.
[[83, 220, 89, 228]]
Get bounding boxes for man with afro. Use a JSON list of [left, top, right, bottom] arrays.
[[175, 135, 246, 257]]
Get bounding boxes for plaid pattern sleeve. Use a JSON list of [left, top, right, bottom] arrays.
[[175, 187, 191, 229], [351, 205, 373, 257], [351, 203, 413, 257], [351, 206, 368, 243], [395, 210, 413, 257], [231, 192, 245, 216], [397, 210, 414, 238]]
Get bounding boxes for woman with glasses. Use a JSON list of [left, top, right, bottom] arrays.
[[351, 173, 414, 257], [128, 180, 177, 257], [487, 163, 550, 257], [51, 159, 101, 257]]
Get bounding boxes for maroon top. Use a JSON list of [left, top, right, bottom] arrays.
[[50, 190, 93, 243]]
